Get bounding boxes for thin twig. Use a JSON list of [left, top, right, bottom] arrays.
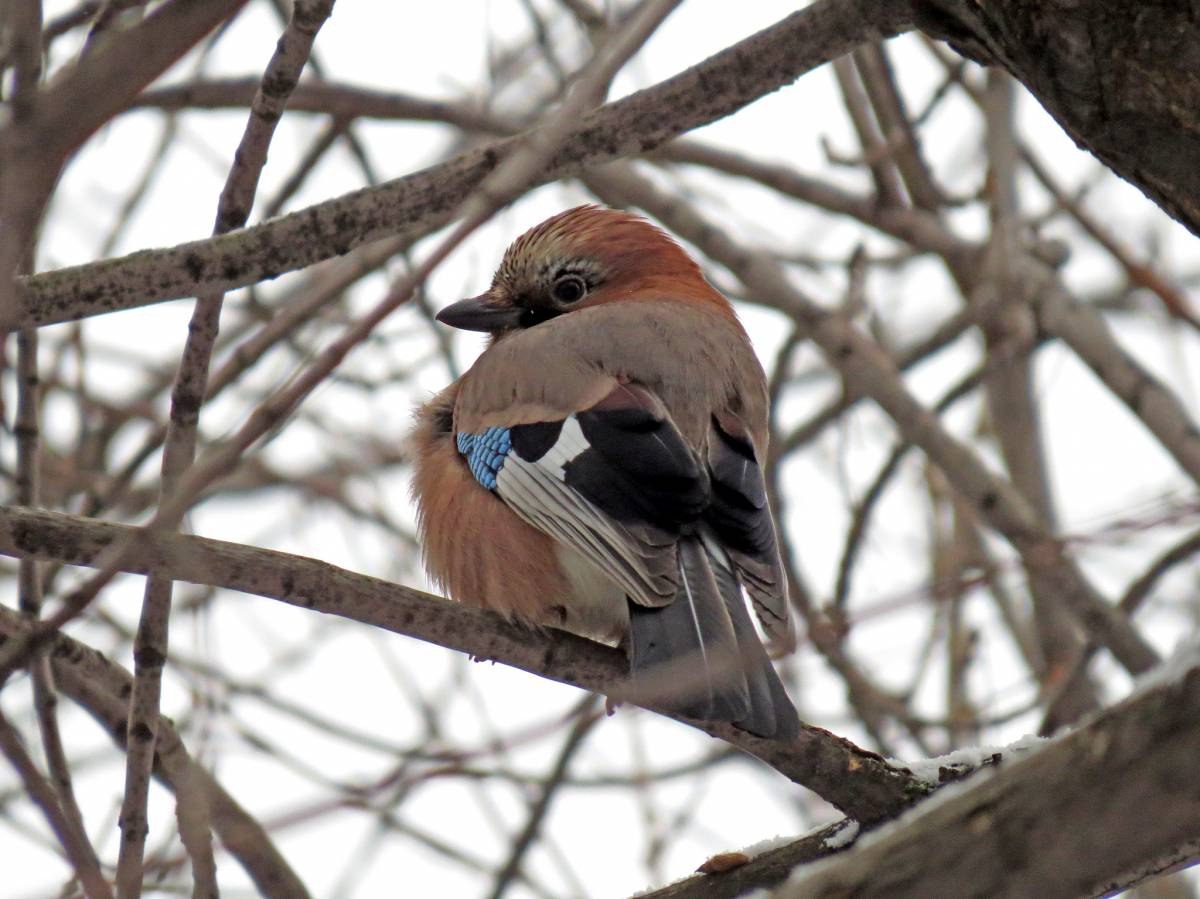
[[114, 4, 337, 895], [488, 697, 600, 899], [0, 709, 112, 899]]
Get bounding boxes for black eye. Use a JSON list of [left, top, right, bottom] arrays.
[[551, 274, 587, 304]]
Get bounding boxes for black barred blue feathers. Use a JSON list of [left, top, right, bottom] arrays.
[[456, 427, 511, 490]]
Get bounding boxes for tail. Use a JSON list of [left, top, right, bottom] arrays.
[[628, 536, 801, 740]]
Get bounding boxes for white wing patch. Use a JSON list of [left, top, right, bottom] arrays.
[[533, 416, 590, 479]]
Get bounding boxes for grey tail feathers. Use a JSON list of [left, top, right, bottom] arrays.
[[627, 536, 801, 740]]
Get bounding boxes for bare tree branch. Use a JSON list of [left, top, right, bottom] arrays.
[[9, 0, 915, 330], [913, 0, 1200, 237], [0, 504, 927, 823], [0, 606, 313, 899], [115, 3, 336, 895], [0, 0, 251, 326], [778, 657, 1200, 898]]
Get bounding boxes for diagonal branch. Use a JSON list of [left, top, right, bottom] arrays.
[[643, 651, 1200, 898], [778, 655, 1200, 898], [0, 709, 111, 899], [9, 0, 916, 330], [0, 504, 926, 823]]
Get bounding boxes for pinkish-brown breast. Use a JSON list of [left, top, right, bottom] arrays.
[[410, 385, 573, 623]]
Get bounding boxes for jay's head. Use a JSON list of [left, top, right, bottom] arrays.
[[436, 205, 730, 336]]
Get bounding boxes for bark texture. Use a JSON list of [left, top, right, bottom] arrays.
[[782, 664, 1200, 898], [915, 0, 1200, 236]]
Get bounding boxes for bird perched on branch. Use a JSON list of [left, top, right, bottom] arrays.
[[412, 205, 800, 739]]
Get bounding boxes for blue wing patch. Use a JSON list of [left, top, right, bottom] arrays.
[[456, 426, 512, 490]]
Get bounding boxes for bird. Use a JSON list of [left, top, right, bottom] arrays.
[[411, 204, 800, 739]]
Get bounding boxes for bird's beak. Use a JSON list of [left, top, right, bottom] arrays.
[[435, 293, 523, 332]]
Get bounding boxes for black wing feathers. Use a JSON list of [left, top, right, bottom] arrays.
[[509, 420, 563, 461], [629, 538, 800, 739], [562, 386, 707, 532], [705, 414, 793, 652], [708, 556, 802, 739], [705, 417, 774, 555], [628, 538, 749, 723], [505, 382, 798, 737]]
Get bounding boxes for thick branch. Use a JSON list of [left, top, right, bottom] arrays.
[[914, 0, 1200, 237], [779, 658, 1200, 898], [0, 504, 925, 823], [10, 0, 915, 330]]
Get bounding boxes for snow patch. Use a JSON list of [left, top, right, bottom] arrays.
[[737, 817, 862, 858], [891, 732, 1048, 787], [1133, 632, 1200, 694], [821, 819, 860, 850], [739, 833, 799, 858]]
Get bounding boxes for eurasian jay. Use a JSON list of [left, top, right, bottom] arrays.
[[412, 205, 800, 739]]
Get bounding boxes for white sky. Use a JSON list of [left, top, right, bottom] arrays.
[[6, 1, 1200, 896]]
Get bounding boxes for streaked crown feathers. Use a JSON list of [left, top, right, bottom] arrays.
[[490, 205, 727, 311]]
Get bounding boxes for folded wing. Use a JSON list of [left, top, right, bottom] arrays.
[[456, 380, 799, 738]]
